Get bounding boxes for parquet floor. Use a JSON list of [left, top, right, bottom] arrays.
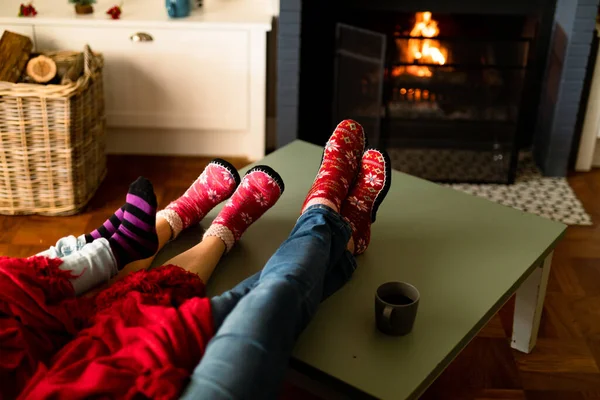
[[0, 155, 249, 257], [1, 156, 600, 399], [421, 168, 600, 400]]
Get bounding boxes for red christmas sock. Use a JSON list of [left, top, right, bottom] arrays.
[[301, 119, 366, 213], [204, 166, 284, 252], [341, 149, 392, 255], [157, 159, 240, 239]]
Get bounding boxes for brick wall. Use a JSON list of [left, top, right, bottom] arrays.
[[276, 0, 600, 176], [276, 0, 301, 147], [534, 0, 599, 175]]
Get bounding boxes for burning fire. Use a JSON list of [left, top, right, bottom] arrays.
[[393, 11, 448, 78]]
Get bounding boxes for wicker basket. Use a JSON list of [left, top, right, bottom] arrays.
[[0, 45, 106, 216]]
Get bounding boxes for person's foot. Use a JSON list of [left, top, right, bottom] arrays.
[[157, 159, 241, 239], [203, 166, 284, 252], [108, 177, 159, 269], [85, 205, 125, 243], [341, 149, 392, 255], [301, 119, 366, 213]]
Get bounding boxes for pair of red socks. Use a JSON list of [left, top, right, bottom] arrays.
[[157, 160, 284, 252], [302, 119, 391, 255], [107, 119, 389, 257]]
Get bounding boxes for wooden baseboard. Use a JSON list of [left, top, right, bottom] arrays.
[[105, 127, 262, 161]]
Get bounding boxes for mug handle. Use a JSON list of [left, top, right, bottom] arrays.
[[383, 305, 394, 331]]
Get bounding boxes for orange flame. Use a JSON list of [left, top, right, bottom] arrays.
[[404, 11, 447, 78]]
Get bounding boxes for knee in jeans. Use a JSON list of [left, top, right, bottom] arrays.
[[259, 277, 300, 299], [259, 277, 320, 321]]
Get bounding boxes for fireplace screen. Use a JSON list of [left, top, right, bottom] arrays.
[[332, 12, 532, 183], [332, 24, 386, 147]]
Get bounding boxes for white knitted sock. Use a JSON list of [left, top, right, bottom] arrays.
[[157, 209, 183, 239], [203, 224, 235, 253]]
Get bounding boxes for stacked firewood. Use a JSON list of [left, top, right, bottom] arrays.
[[0, 31, 85, 85]]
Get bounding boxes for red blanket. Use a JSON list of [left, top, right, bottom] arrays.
[[0, 256, 214, 399]]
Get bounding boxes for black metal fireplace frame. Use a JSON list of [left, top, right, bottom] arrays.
[[331, 23, 387, 147], [329, 12, 538, 183], [383, 33, 534, 183], [286, 0, 563, 178]]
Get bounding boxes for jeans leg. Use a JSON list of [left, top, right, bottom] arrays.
[[181, 205, 353, 400], [321, 249, 357, 301], [210, 272, 261, 329], [210, 251, 357, 331]]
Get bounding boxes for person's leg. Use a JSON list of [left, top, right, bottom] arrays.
[[84, 206, 125, 243], [36, 235, 88, 259], [321, 147, 392, 299], [183, 138, 393, 400], [105, 177, 158, 268], [110, 217, 171, 277], [36, 234, 117, 296], [112, 165, 284, 286], [35, 177, 160, 295], [209, 270, 262, 328], [163, 236, 225, 283], [51, 238, 118, 295], [182, 120, 368, 400], [340, 148, 392, 255], [118, 159, 241, 275], [158, 158, 241, 240], [182, 205, 354, 400], [301, 119, 366, 213], [202, 165, 285, 252]]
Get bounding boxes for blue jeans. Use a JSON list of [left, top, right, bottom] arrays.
[[181, 205, 357, 399]]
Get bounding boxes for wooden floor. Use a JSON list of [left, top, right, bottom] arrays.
[[2, 156, 600, 399], [421, 168, 600, 400], [0, 155, 250, 257]]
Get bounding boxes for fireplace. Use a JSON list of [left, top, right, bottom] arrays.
[[297, 2, 553, 183]]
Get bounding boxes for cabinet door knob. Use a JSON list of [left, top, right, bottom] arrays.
[[130, 33, 154, 42]]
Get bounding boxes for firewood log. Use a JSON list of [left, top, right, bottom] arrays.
[[26, 55, 58, 83], [0, 31, 33, 83]]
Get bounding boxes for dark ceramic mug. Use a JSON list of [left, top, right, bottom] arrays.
[[375, 281, 420, 336]]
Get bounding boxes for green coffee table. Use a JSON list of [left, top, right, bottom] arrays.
[[153, 141, 566, 400]]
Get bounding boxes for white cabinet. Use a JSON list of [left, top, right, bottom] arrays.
[[35, 26, 250, 132], [0, 0, 271, 160]]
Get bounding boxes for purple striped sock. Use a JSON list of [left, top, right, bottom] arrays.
[[108, 177, 159, 269], [85, 206, 125, 243]]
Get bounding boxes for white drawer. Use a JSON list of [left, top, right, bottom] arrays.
[[35, 25, 250, 131]]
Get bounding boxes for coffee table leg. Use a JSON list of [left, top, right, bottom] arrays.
[[511, 251, 553, 353]]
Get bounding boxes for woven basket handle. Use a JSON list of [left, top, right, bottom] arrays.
[[83, 44, 94, 77]]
